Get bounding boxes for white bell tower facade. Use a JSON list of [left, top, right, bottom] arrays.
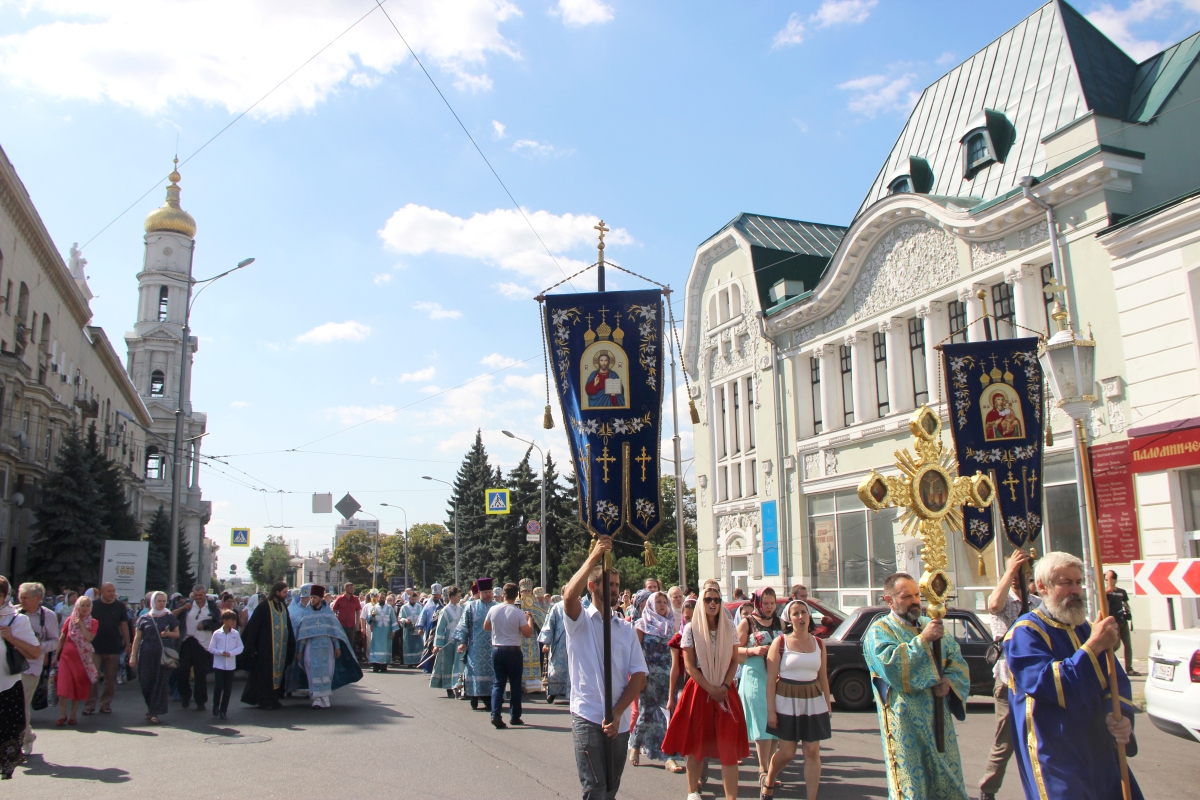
[[125, 163, 213, 584]]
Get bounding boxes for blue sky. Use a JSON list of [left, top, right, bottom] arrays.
[[1, 0, 1197, 578]]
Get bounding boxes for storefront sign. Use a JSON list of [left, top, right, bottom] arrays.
[[101, 540, 149, 600], [1129, 426, 1200, 473], [812, 518, 836, 574], [1090, 441, 1141, 563], [761, 501, 778, 576]]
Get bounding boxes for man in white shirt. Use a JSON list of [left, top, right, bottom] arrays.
[[484, 582, 534, 729], [12, 582, 50, 755], [563, 536, 648, 800], [174, 584, 219, 712]]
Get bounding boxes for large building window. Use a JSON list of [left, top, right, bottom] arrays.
[[713, 374, 757, 503], [150, 370, 165, 397], [909, 317, 928, 406], [158, 286, 169, 322], [146, 447, 163, 480], [840, 345, 854, 427], [807, 490, 899, 609], [992, 281, 1015, 339], [873, 332, 889, 417], [810, 357, 822, 434], [948, 300, 968, 343], [1043, 459, 1083, 560]]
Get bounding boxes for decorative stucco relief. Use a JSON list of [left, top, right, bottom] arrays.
[[823, 449, 838, 476], [1018, 220, 1048, 250], [823, 222, 959, 334], [971, 239, 1006, 270], [796, 321, 820, 345], [803, 452, 820, 481], [718, 511, 761, 543], [705, 294, 763, 382]]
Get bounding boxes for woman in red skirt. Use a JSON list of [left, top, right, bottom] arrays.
[[661, 580, 748, 800]]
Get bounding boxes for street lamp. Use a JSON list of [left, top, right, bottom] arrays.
[[423, 476, 458, 587], [167, 255, 254, 596], [379, 503, 409, 590], [1038, 294, 1132, 799], [503, 430, 547, 592]]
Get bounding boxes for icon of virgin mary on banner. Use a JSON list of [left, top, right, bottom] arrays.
[[942, 337, 1044, 561], [543, 289, 664, 540]]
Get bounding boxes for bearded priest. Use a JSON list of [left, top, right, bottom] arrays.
[[1004, 551, 1143, 800], [863, 572, 972, 800]]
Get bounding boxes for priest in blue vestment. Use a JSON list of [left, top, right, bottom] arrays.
[[453, 578, 498, 710], [1005, 551, 1142, 800]]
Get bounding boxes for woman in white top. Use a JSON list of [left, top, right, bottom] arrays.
[[0, 576, 40, 778], [762, 600, 832, 800]]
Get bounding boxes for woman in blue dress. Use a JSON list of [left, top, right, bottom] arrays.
[[629, 591, 675, 768], [737, 587, 784, 788]]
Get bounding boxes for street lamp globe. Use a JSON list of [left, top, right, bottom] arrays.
[[1037, 302, 1095, 420]]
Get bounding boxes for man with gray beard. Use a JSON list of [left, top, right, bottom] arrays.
[[1004, 551, 1142, 800]]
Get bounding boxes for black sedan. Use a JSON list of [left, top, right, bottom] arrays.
[[822, 605, 996, 711]]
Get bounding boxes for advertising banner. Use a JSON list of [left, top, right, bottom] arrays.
[[101, 540, 149, 600]]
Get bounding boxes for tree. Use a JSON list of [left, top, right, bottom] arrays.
[[406, 522, 450, 588], [25, 425, 105, 589], [329, 529, 375, 586], [246, 534, 293, 588], [144, 506, 171, 591], [176, 525, 197, 590], [448, 430, 498, 584]]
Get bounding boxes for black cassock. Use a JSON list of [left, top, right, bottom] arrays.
[[239, 599, 296, 708]]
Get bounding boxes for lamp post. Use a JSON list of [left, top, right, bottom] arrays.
[[503, 430, 547, 591], [1038, 295, 1132, 800], [379, 503, 409, 590], [356, 510, 381, 590], [168, 255, 254, 596], [422, 476, 458, 587]]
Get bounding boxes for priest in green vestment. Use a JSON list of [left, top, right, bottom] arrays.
[[863, 572, 971, 800]]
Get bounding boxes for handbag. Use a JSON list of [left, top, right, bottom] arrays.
[[4, 615, 29, 675], [152, 617, 180, 668], [985, 636, 1004, 666]]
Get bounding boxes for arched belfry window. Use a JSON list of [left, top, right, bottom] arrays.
[[146, 447, 162, 480], [158, 286, 169, 322], [150, 370, 165, 397]]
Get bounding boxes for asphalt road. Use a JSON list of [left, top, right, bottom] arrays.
[[16, 668, 1199, 798]]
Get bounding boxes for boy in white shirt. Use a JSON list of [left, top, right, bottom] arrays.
[[207, 610, 244, 720]]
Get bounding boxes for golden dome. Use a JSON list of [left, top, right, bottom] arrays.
[[144, 160, 196, 238]]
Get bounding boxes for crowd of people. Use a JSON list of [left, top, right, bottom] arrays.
[[0, 543, 1148, 798]]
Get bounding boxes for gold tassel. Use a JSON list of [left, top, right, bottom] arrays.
[[689, 398, 700, 424], [543, 404, 554, 429], [603, 550, 614, 571], [1045, 426, 1053, 447], [979, 552, 986, 577], [643, 540, 657, 567]]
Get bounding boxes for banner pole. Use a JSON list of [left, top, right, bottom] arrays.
[[595, 223, 613, 796]]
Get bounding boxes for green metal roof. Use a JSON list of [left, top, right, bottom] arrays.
[[1096, 184, 1200, 236], [1127, 30, 1200, 122]]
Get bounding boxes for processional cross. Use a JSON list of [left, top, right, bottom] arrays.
[[858, 406, 996, 751]]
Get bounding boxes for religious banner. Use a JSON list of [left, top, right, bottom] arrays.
[[942, 337, 1044, 555], [543, 289, 664, 540]]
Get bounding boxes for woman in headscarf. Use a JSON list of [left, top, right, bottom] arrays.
[[429, 585, 463, 697], [737, 587, 784, 787], [663, 596, 697, 774], [660, 580, 748, 800], [761, 600, 831, 800], [54, 595, 98, 726], [365, 591, 397, 673], [628, 591, 675, 768], [129, 591, 180, 724], [0, 576, 38, 777]]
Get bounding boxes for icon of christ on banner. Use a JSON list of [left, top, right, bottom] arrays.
[[582, 347, 627, 408]]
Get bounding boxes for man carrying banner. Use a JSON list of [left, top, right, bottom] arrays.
[[1005, 551, 1143, 800]]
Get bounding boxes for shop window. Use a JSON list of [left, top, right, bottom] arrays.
[[808, 490, 900, 605], [1043, 459, 1083, 560], [909, 317, 928, 406]]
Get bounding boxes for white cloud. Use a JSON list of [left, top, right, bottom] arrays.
[[495, 281, 534, 298], [481, 353, 520, 368], [379, 204, 632, 288], [512, 138, 572, 158], [936, 51, 957, 67], [0, 0, 522, 117], [326, 405, 397, 425], [230, 401, 249, 408], [399, 366, 437, 383], [413, 301, 462, 319], [554, 0, 614, 27], [1086, 0, 1178, 61], [773, 0, 876, 49], [296, 320, 371, 344], [492, 119, 506, 138], [838, 71, 919, 117], [373, 272, 393, 286]]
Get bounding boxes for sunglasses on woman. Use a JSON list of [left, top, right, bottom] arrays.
[[704, 597, 722, 605]]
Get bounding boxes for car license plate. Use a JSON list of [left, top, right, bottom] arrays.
[[1152, 661, 1175, 681]]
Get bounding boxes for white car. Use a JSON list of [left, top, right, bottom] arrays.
[[1145, 627, 1200, 743]]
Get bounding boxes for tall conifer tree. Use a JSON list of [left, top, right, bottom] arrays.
[[25, 425, 105, 588], [447, 430, 494, 584]]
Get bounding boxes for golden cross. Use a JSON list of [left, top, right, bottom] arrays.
[[1002, 469, 1020, 502], [1026, 467, 1038, 500], [596, 446, 616, 483], [635, 446, 653, 482], [595, 220, 609, 246], [858, 406, 995, 618]]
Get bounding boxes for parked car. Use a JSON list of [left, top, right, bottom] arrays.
[[723, 597, 846, 639], [822, 605, 995, 711], [1144, 627, 1200, 743]]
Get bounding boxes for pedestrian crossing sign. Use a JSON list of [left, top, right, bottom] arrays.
[[485, 489, 511, 515], [231, 528, 250, 547]]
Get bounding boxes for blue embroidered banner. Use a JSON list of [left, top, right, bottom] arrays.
[[544, 289, 664, 539], [942, 337, 1044, 550]]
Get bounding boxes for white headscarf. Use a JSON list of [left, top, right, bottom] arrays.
[[634, 591, 674, 639], [147, 591, 170, 618], [692, 580, 735, 686]]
